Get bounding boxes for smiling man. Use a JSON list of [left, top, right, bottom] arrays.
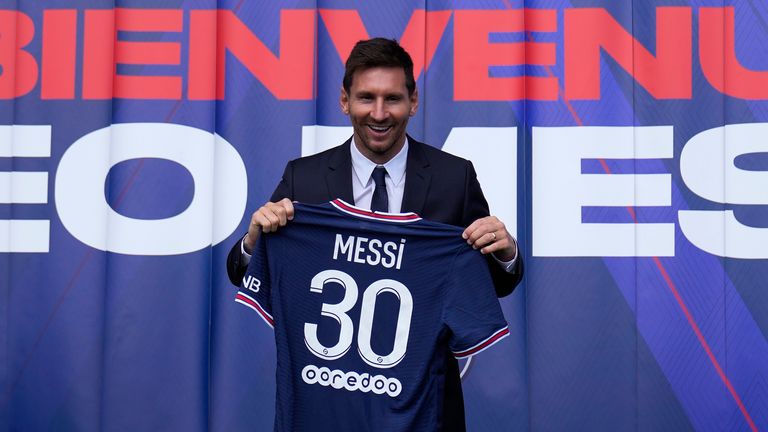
[[227, 38, 524, 431]]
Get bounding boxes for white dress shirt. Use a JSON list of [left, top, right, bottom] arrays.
[[350, 136, 408, 213]]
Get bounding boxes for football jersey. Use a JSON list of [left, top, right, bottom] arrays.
[[236, 200, 509, 432]]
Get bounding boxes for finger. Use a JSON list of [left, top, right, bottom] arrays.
[[249, 212, 261, 229], [266, 202, 289, 227], [481, 231, 517, 260], [487, 238, 517, 261], [279, 198, 295, 220], [247, 211, 264, 234], [467, 222, 496, 246], [462, 218, 484, 240], [463, 216, 503, 241], [471, 231, 498, 250], [256, 208, 282, 233], [480, 237, 509, 255]]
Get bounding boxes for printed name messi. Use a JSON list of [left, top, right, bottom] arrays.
[[333, 234, 406, 270]]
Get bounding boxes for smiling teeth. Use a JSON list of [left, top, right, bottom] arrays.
[[369, 125, 390, 132]]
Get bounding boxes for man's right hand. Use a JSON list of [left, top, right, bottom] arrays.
[[243, 198, 295, 253]]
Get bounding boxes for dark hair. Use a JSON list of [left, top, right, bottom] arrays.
[[343, 38, 416, 96]]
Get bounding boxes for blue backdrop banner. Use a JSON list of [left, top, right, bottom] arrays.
[[2, 1, 767, 431]]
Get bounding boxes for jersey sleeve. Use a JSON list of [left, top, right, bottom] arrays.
[[443, 246, 509, 359], [235, 235, 274, 329]]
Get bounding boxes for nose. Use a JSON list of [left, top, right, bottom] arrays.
[[370, 98, 388, 122]]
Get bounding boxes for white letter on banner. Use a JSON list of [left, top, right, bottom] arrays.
[[0, 125, 51, 252], [679, 123, 768, 258], [301, 125, 353, 156], [532, 126, 674, 257], [442, 128, 517, 239], [55, 123, 247, 255]]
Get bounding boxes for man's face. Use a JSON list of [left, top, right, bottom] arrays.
[[340, 67, 418, 164]]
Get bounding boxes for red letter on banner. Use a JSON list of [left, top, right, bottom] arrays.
[[0, 11, 38, 99], [700, 7, 768, 99], [454, 9, 557, 101], [189, 10, 315, 100], [84, 9, 183, 99], [318, 10, 369, 62], [565, 7, 691, 100], [114, 8, 183, 99], [188, 10, 216, 100], [319, 9, 450, 80], [42, 10, 77, 99], [82, 10, 114, 99]]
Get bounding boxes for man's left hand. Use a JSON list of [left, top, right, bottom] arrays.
[[462, 216, 517, 261]]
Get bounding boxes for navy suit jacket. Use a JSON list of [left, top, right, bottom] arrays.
[[226, 137, 523, 431]]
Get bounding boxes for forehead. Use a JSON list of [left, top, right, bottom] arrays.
[[348, 67, 409, 94]]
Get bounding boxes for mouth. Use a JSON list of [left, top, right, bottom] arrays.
[[367, 124, 392, 134]]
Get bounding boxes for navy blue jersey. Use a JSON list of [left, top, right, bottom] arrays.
[[236, 200, 509, 432]]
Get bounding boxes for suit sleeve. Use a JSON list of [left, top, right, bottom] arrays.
[[462, 161, 524, 298], [225, 161, 295, 286], [269, 160, 294, 202]]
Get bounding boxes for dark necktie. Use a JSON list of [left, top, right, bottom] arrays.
[[370, 166, 388, 212]]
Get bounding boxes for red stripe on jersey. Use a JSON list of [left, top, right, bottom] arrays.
[[453, 327, 510, 359], [332, 199, 421, 221], [236, 293, 274, 327]]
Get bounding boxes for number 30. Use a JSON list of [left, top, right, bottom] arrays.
[[304, 269, 413, 369]]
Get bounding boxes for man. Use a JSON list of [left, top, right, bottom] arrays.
[[227, 38, 523, 430]]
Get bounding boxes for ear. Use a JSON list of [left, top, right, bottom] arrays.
[[409, 89, 419, 116], [340, 87, 350, 114]]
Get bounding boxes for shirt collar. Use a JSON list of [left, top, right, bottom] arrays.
[[350, 136, 408, 188]]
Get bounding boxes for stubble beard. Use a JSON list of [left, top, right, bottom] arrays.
[[355, 130, 402, 163]]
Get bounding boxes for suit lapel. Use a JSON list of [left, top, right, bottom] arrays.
[[326, 138, 355, 203], [401, 138, 431, 214]]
